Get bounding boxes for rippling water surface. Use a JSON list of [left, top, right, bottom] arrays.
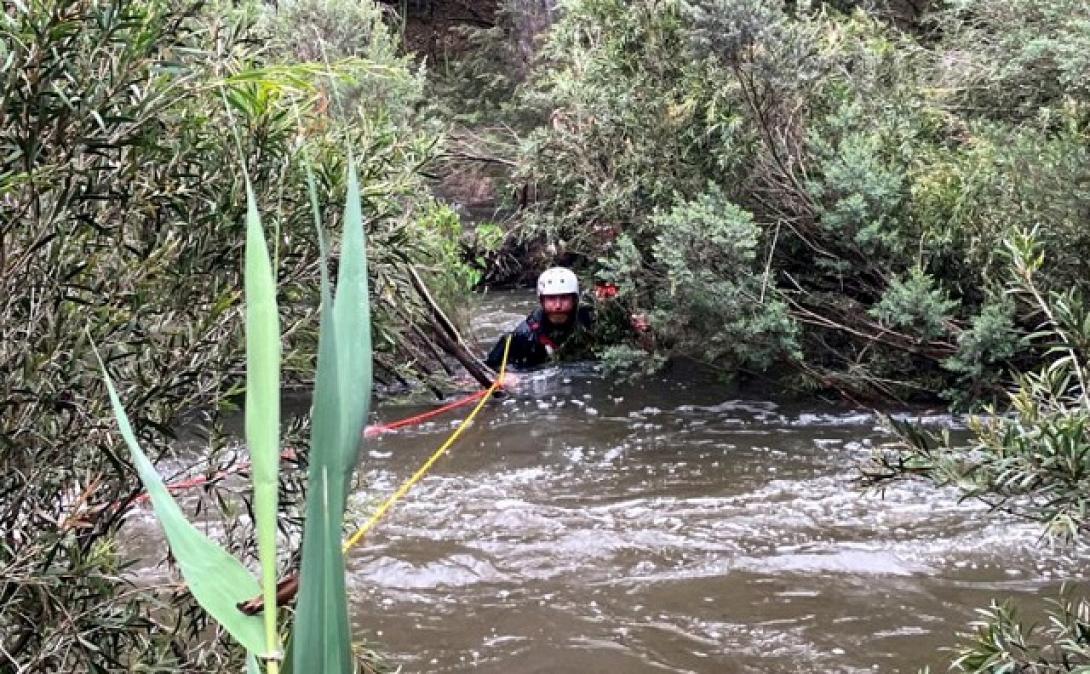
[[127, 291, 1086, 672], [338, 292, 1086, 672]]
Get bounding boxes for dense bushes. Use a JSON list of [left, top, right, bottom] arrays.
[[599, 187, 799, 372], [2, 3, 256, 665], [870, 232, 1090, 671], [500, 0, 1090, 400], [478, 6, 1090, 669], [870, 232, 1090, 540], [3, 0, 1087, 667], [0, 0, 463, 667]]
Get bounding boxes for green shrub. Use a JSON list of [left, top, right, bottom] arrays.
[[922, 592, 1090, 673], [869, 232, 1090, 540], [600, 187, 799, 372], [941, 296, 1022, 402], [0, 0, 458, 667], [869, 237, 1090, 673], [515, 0, 745, 255], [260, 0, 423, 115], [1, 2, 265, 665], [501, 0, 1088, 396], [932, 0, 1090, 124], [869, 268, 959, 342]]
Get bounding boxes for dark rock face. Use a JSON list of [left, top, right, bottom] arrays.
[[379, 0, 501, 60], [381, 0, 555, 63]]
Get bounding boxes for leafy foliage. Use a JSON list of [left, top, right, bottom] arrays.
[[924, 591, 1090, 673], [599, 186, 799, 372], [869, 268, 958, 343], [867, 232, 1090, 539], [868, 232, 1090, 671], [942, 296, 1022, 402], [516, 0, 737, 252], [97, 159, 374, 672], [933, 0, 1090, 125], [492, 0, 1089, 398], [0, 0, 462, 668], [1, 2, 268, 667]]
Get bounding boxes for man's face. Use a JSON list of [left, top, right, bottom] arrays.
[[541, 293, 576, 325]]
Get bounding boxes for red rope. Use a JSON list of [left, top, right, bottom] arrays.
[[133, 465, 244, 505], [363, 388, 490, 437], [131, 449, 300, 505], [124, 388, 494, 507]]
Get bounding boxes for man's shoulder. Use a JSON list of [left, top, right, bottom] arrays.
[[524, 307, 547, 329]]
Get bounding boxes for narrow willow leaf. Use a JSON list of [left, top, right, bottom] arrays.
[[94, 345, 265, 653], [244, 180, 282, 660]]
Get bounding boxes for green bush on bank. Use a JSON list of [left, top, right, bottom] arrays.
[[501, 0, 1090, 399], [871, 232, 1090, 672], [421, 2, 1089, 671], [0, 0, 463, 668], [599, 186, 799, 372]]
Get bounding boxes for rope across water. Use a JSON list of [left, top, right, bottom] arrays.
[[342, 334, 511, 552], [128, 336, 512, 549]]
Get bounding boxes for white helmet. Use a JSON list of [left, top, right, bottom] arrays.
[[537, 267, 579, 297]]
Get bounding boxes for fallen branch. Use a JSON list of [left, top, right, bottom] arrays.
[[406, 265, 496, 389], [237, 572, 299, 616]]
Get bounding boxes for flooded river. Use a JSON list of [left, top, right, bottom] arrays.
[[127, 291, 1086, 672], [338, 292, 1087, 672]]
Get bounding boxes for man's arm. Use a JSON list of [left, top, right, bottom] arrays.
[[485, 319, 550, 370], [484, 332, 510, 369]]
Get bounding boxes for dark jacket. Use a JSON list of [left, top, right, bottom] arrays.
[[485, 305, 594, 370]]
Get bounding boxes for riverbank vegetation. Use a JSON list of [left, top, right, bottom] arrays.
[[96, 159, 375, 671], [434, 1, 1090, 670], [1, 0, 467, 668], [440, 0, 1089, 405], [867, 231, 1090, 671], [3, 0, 1089, 670]]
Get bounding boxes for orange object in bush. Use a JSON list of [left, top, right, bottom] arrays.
[[595, 283, 619, 300]]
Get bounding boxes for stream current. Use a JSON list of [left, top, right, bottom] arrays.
[[341, 292, 1086, 672], [127, 290, 1087, 672]]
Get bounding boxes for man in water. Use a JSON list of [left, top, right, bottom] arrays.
[[484, 267, 595, 371]]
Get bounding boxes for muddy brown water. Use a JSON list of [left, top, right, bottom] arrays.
[[132, 291, 1088, 672], [342, 292, 1087, 672]]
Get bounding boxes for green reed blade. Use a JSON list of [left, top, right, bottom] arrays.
[[293, 240, 351, 674], [278, 633, 295, 674], [94, 345, 265, 654], [244, 180, 282, 662], [292, 157, 372, 673], [333, 159, 373, 497]]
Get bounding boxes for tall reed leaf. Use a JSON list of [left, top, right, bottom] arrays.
[[94, 347, 266, 654], [333, 160, 373, 497], [292, 160, 372, 672], [244, 181, 282, 663]]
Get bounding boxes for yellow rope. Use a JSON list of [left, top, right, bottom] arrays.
[[343, 335, 511, 553]]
